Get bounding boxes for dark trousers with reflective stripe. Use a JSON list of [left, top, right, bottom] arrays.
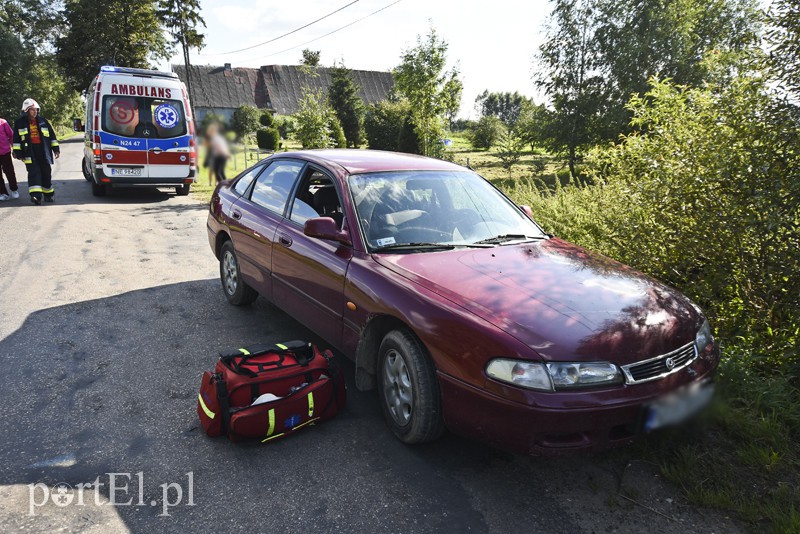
[[27, 144, 53, 201], [0, 152, 17, 195]]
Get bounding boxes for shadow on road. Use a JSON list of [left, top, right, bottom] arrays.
[[0, 280, 740, 533]]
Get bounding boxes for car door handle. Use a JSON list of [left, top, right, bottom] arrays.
[[149, 147, 163, 154], [232, 210, 242, 220], [278, 233, 292, 247]]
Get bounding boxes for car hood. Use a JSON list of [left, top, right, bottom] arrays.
[[373, 238, 702, 364]]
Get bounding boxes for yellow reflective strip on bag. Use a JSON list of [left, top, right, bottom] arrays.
[[308, 391, 314, 417], [276, 343, 288, 350], [262, 432, 285, 443], [266, 408, 275, 436], [238, 348, 250, 355], [197, 394, 215, 419], [292, 417, 320, 432]]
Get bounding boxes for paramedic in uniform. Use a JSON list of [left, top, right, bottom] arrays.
[[12, 98, 60, 205]]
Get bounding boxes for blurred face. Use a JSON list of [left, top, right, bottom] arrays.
[[27, 107, 38, 119]]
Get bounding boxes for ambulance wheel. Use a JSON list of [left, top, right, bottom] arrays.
[[220, 241, 257, 306], [82, 157, 92, 182], [176, 184, 190, 196], [378, 329, 444, 444], [91, 180, 107, 197]]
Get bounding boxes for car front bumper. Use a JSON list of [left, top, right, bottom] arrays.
[[438, 345, 719, 456]]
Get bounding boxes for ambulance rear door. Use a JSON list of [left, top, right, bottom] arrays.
[[143, 97, 192, 179]]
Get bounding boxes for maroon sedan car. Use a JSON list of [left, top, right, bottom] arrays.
[[206, 149, 718, 455]]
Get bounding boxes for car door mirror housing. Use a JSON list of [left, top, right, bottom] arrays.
[[304, 217, 352, 246]]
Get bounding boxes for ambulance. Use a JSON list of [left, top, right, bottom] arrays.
[[79, 66, 196, 196]]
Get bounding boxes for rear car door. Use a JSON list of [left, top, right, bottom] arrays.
[[272, 166, 353, 347], [230, 159, 306, 299]]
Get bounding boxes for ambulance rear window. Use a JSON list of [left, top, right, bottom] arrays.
[[102, 96, 187, 138]]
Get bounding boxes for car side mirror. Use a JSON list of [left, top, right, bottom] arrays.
[[520, 205, 534, 219], [304, 217, 352, 246]]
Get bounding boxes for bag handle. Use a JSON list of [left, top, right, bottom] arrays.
[[220, 340, 314, 376]]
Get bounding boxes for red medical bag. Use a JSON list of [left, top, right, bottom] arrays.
[[198, 340, 346, 442]]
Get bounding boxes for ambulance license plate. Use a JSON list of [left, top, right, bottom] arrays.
[[110, 167, 142, 176]]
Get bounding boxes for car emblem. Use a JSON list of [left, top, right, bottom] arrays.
[[665, 357, 675, 370], [105, 153, 112, 160]]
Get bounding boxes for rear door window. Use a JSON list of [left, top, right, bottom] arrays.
[[102, 95, 186, 138], [249, 160, 305, 215]]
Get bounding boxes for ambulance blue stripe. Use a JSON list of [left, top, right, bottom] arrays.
[[97, 132, 191, 149]]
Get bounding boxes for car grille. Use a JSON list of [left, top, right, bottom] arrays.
[[621, 342, 697, 384]]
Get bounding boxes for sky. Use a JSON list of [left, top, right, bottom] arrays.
[[158, 0, 553, 119]]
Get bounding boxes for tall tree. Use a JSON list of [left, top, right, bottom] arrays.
[[441, 69, 463, 130], [301, 49, 321, 67], [327, 64, 365, 148], [158, 0, 205, 117], [474, 90, 531, 126], [767, 0, 800, 96], [535, 0, 606, 176], [58, 0, 170, 91], [594, 0, 761, 134], [393, 27, 460, 157]]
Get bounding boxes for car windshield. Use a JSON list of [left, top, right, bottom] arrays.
[[348, 170, 547, 251]]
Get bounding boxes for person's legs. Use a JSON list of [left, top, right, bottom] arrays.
[[0, 152, 18, 196], [0, 154, 8, 195], [41, 160, 54, 202], [27, 161, 43, 204], [215, 156, 228, 182]]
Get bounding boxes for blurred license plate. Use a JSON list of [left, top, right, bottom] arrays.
[[110, 167, 142, 176], [643, 380, 715, 432]]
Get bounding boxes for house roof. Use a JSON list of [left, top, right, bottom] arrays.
[[172, 64, 394, 115]]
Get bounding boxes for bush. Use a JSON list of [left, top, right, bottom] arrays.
[[494, 129, 527, 174], [364, 100, 421, 154], [469, 116, 506, 149], [329, 115, 347, 149], [274, 116, 296, 140], [231, 105, 260, 141], [256, 127, 280, 150], [259, 112, 274, 127]]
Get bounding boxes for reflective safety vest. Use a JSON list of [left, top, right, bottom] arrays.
[[12, 115, 60, 165]]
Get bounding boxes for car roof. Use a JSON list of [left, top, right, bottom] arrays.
[[276, 149, 469, 175]]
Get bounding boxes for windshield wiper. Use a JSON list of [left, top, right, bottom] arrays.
[[373, 242, 456, 252], [473, 234, 547, 245]]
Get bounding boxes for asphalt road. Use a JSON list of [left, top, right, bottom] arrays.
[[0, 138, 744, 533]]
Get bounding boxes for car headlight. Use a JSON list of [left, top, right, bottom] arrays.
[[486, 359, 623, 391], [546, 362, 623, 389], [695, 319, 714, 355], [485, 359, 553, 391]]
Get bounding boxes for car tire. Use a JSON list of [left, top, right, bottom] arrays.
[[378, 329, 444, 444], [82, 157, 92, 182], [176, 184, 190, 196], [219, 240, 258, 306], [91, 180, 106, 197]]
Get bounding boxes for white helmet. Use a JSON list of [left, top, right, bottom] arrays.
[[21, 98, 40, 112]]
